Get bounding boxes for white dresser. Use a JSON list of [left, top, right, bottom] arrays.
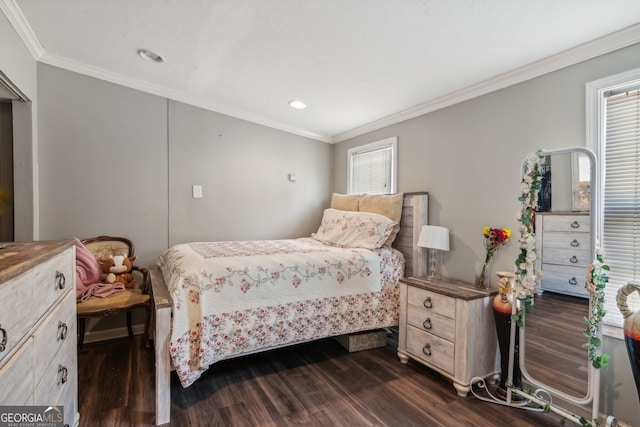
[[536, 212, 591, 298], [397, 277, 499, 397], [0, 240, 78, 427]]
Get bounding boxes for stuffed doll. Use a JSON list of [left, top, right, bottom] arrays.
[[99, 254, 138, 289]]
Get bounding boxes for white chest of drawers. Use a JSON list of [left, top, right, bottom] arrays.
[[397, 277, 499, 397], [535, 212, 591, 298], [0, 240, 78, 427]]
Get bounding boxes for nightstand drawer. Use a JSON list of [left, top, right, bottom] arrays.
[[407, 307, 455, 342], [406, 325, 454, 375], [407, 286, 455, 319]]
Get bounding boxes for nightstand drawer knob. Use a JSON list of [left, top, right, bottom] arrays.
[[422, 343, 432, 356], [571, 221, 580, 229], [568, 277, 578, 286], [423, 297, 433, 309], [570, 239, 579, 247], [569, 256, 578, 264], [423, 318, 432, 330]]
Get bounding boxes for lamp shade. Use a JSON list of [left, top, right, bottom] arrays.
[[417, 225, 450, 251]]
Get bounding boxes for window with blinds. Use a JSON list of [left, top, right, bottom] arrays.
[[348, 137, 397, 194], [602, 87, 640, 327]]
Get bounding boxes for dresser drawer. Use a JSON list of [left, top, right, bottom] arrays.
[[0, 271, 35, 365], [542, 232, 590, 252], [33, 292, 76, 383], [542, 215, 590, 232], [542, 247, 590, 268], [407, 286, 455, 319], [0, 249, 73, 366], [407, 306, 455, 342], [34, 322, 77, 404], [31, 249, 74, 323], [541, 264, 589, 297], [55, 368, 78, 427], [0, 337, 34, 405], [406, 325, 454, 375]]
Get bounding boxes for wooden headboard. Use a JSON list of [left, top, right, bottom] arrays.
[[393, 192, 429, 278]]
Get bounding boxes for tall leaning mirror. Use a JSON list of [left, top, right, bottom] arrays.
[[524, 148, 593, 399], [519, 147, 602, 421], [469, 147, 611, 424]]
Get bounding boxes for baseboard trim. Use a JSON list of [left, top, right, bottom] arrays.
[[82, 324, 146, 345]]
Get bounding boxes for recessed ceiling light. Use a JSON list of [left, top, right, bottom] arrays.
[[289, 100, 306, 110], [137, 48, 165, 63]]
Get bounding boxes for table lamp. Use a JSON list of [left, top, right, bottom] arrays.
[[417, 225, 450, 280]]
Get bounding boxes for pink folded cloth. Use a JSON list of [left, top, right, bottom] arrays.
[[78, 281, 126, 303], [75, 238, 125, 302]]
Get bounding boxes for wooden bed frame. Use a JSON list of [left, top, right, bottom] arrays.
[[150, 192, 429, 425]]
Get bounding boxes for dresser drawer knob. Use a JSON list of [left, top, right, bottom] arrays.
[[570, 221, 580, 229], [58, 364, 68, 385], [423, 318, 432, 330], [568, 277, 578, 286], [570, 239, 579, 247], [422, 343, 432, 356], [423, 297, 433, 309], [569, 256, 578, 264], [56, 271, 66, 290], [0, 325, 6, 352], [58, 321, 68, 340]]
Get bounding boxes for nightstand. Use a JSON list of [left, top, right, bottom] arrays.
[[397, 276, 499, 397]]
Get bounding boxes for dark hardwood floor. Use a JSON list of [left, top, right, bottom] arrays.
[[525, 292, 590, 398], [78, 334, 566, 426]]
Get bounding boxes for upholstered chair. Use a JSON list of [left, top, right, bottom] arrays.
[[77, 236, 151, 350]]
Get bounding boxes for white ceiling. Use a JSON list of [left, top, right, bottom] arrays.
[[3, 0, 640, 142]]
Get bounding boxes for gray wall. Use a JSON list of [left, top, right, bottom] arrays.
[[36, 64, 332, 265], [333, 43, 640, 425], [37, 64, 168, 264], [167, 101, 331, 246]]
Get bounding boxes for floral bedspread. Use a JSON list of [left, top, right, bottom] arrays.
[[157, 237, 404, 387]]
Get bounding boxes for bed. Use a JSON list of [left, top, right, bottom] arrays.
[[150, 192, 429, 425]]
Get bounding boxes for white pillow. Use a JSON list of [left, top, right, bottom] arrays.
[[312, 208, 400, 249]]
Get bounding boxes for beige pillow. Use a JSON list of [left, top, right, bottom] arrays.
[[330, 193, 360, 211], [312, 209, 399, 250], [358, 193, 404, 245]]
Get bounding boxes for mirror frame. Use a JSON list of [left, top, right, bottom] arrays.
[[516, 147, 600, 416]]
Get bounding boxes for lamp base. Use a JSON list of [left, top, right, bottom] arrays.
[[428, 249, 442, 280]]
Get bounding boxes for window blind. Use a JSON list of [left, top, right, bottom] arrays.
[[603, 88, 640, 327], [350, 144, 393, 194]]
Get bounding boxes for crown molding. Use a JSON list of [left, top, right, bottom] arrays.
[[0, 0, 44, 59], [39, 53, 332, 142], [3, 0, 639, 145], [1, 0, 331, 142], [332, 23, 640, 143]]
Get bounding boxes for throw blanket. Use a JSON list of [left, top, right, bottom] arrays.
[[74, 239, 124, 302]]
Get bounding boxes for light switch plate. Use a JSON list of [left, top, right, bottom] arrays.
[[192, 185, 203, 198]]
